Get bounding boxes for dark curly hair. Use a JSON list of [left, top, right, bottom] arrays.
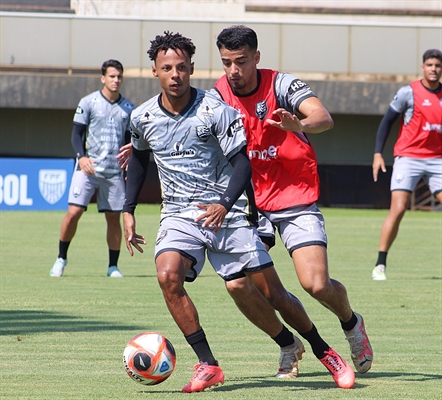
[[147, 31, 196, 62]]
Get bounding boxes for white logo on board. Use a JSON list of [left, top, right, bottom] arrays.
[[39, 169, 67, 204]]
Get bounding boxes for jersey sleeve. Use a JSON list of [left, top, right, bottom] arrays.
[[130, 109, 151, 151], [73, 96, 91, 125], [389, 85, 413, 114], [274, 72, 317, 113], [215, 103, 247, 160]]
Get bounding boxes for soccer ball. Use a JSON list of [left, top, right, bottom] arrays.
[[123, 332, 176, 385]]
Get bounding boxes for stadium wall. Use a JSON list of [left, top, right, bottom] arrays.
[[0, 11, 440, 207]]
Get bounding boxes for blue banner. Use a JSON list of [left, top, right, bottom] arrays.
[[0, 158, 75, 211]]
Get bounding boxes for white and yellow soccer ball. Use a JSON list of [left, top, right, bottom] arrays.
[[123, 332, 176, 386]]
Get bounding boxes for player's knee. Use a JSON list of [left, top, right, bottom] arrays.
[[302, 280, 329, 299], [156, 265, 183, 293], [225, 278, 248, 298]]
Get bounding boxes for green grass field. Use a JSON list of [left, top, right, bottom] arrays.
[[1, 205, 441, 399]]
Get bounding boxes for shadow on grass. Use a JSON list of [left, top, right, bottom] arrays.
[[0, 310, 147, 336], [136, 370, 442, 394]]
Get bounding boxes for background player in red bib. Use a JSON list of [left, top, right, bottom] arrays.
[[212, 25, 373, 375], [372, 49, 442, 281]]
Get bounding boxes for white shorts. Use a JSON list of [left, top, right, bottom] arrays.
[[155, 217, 274, 282], [390, 157, 442, 194], [68, 170, 125, 212], [258, 204, 327, 255]]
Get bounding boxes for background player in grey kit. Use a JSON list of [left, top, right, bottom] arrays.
[[50, 59, 135, 278]]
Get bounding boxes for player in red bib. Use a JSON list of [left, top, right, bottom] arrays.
[[212, 25, 373, 376], [372, 49, 442, 280]]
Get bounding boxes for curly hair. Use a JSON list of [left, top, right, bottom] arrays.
[[147, 31, 196, 62]]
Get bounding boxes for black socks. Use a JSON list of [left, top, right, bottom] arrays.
[[272, 325, 295, 348], [58, 240, 70, 259], [185, 328, 218, 366], [376, 251, 388, 267]]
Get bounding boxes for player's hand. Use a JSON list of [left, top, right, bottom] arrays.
[[117, 143, 133, 171], [123, 212, 146, 256], [372, 153, 386, 182], [194, 203, 228, 233], [266, 108, 303, 132], [78, 157, 96, 176]]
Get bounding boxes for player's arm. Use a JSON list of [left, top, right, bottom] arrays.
[[195, 146, 251, 231], [122, 147, 149, 255], [372, 107, 400, 182], [268, 73, 333, 134], [71, 122, 95, 176], [267, 98, 333, 134], [117, 130, 133, 170]]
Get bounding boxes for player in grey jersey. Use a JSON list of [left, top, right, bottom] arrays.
[[50, 59, 135, 278], [123, 31, 355, 392]]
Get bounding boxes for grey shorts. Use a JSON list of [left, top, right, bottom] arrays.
[[68, 170, 125, 212], [155, 217, 274, 282], [390, 157, 442, 194], [258, 204, 327, 255]]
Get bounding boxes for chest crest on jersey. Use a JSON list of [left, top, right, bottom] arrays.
[[196, 125, 212, 142], [255, 100, 268, 121]]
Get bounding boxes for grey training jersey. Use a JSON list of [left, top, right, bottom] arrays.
[[130, 88, 250, 227], [74, 90, 135, 176]]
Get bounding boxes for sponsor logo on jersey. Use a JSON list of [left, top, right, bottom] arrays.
[[288, 79, 308, 94], [422, 122, 442, 133], [196, 126, 211, 141], [170, 142, 196, 158], [140, 111, 156, 124], [229, 119, 245, 137], [422, 99, 432, 106], [248, 145, 278, 161], [255, 100, 268, 121], [38, 170, 67, 204], [75, 106, 84, 114]]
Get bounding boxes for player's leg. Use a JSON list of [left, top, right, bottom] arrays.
[[378, 190, 410, 251], [225, 275, 305, 378], [291, 244, 372, 373], [50, 170, 94, 277], [373, 156, 422, 280], [60, 204, 85, 242], [100, 174, 125, 277], [292, 245, 351, 320], [221, 226, 354, 387], [104, 211, 123, 277], [155, 219, 224, 392], [372, 190, 410, 280]]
